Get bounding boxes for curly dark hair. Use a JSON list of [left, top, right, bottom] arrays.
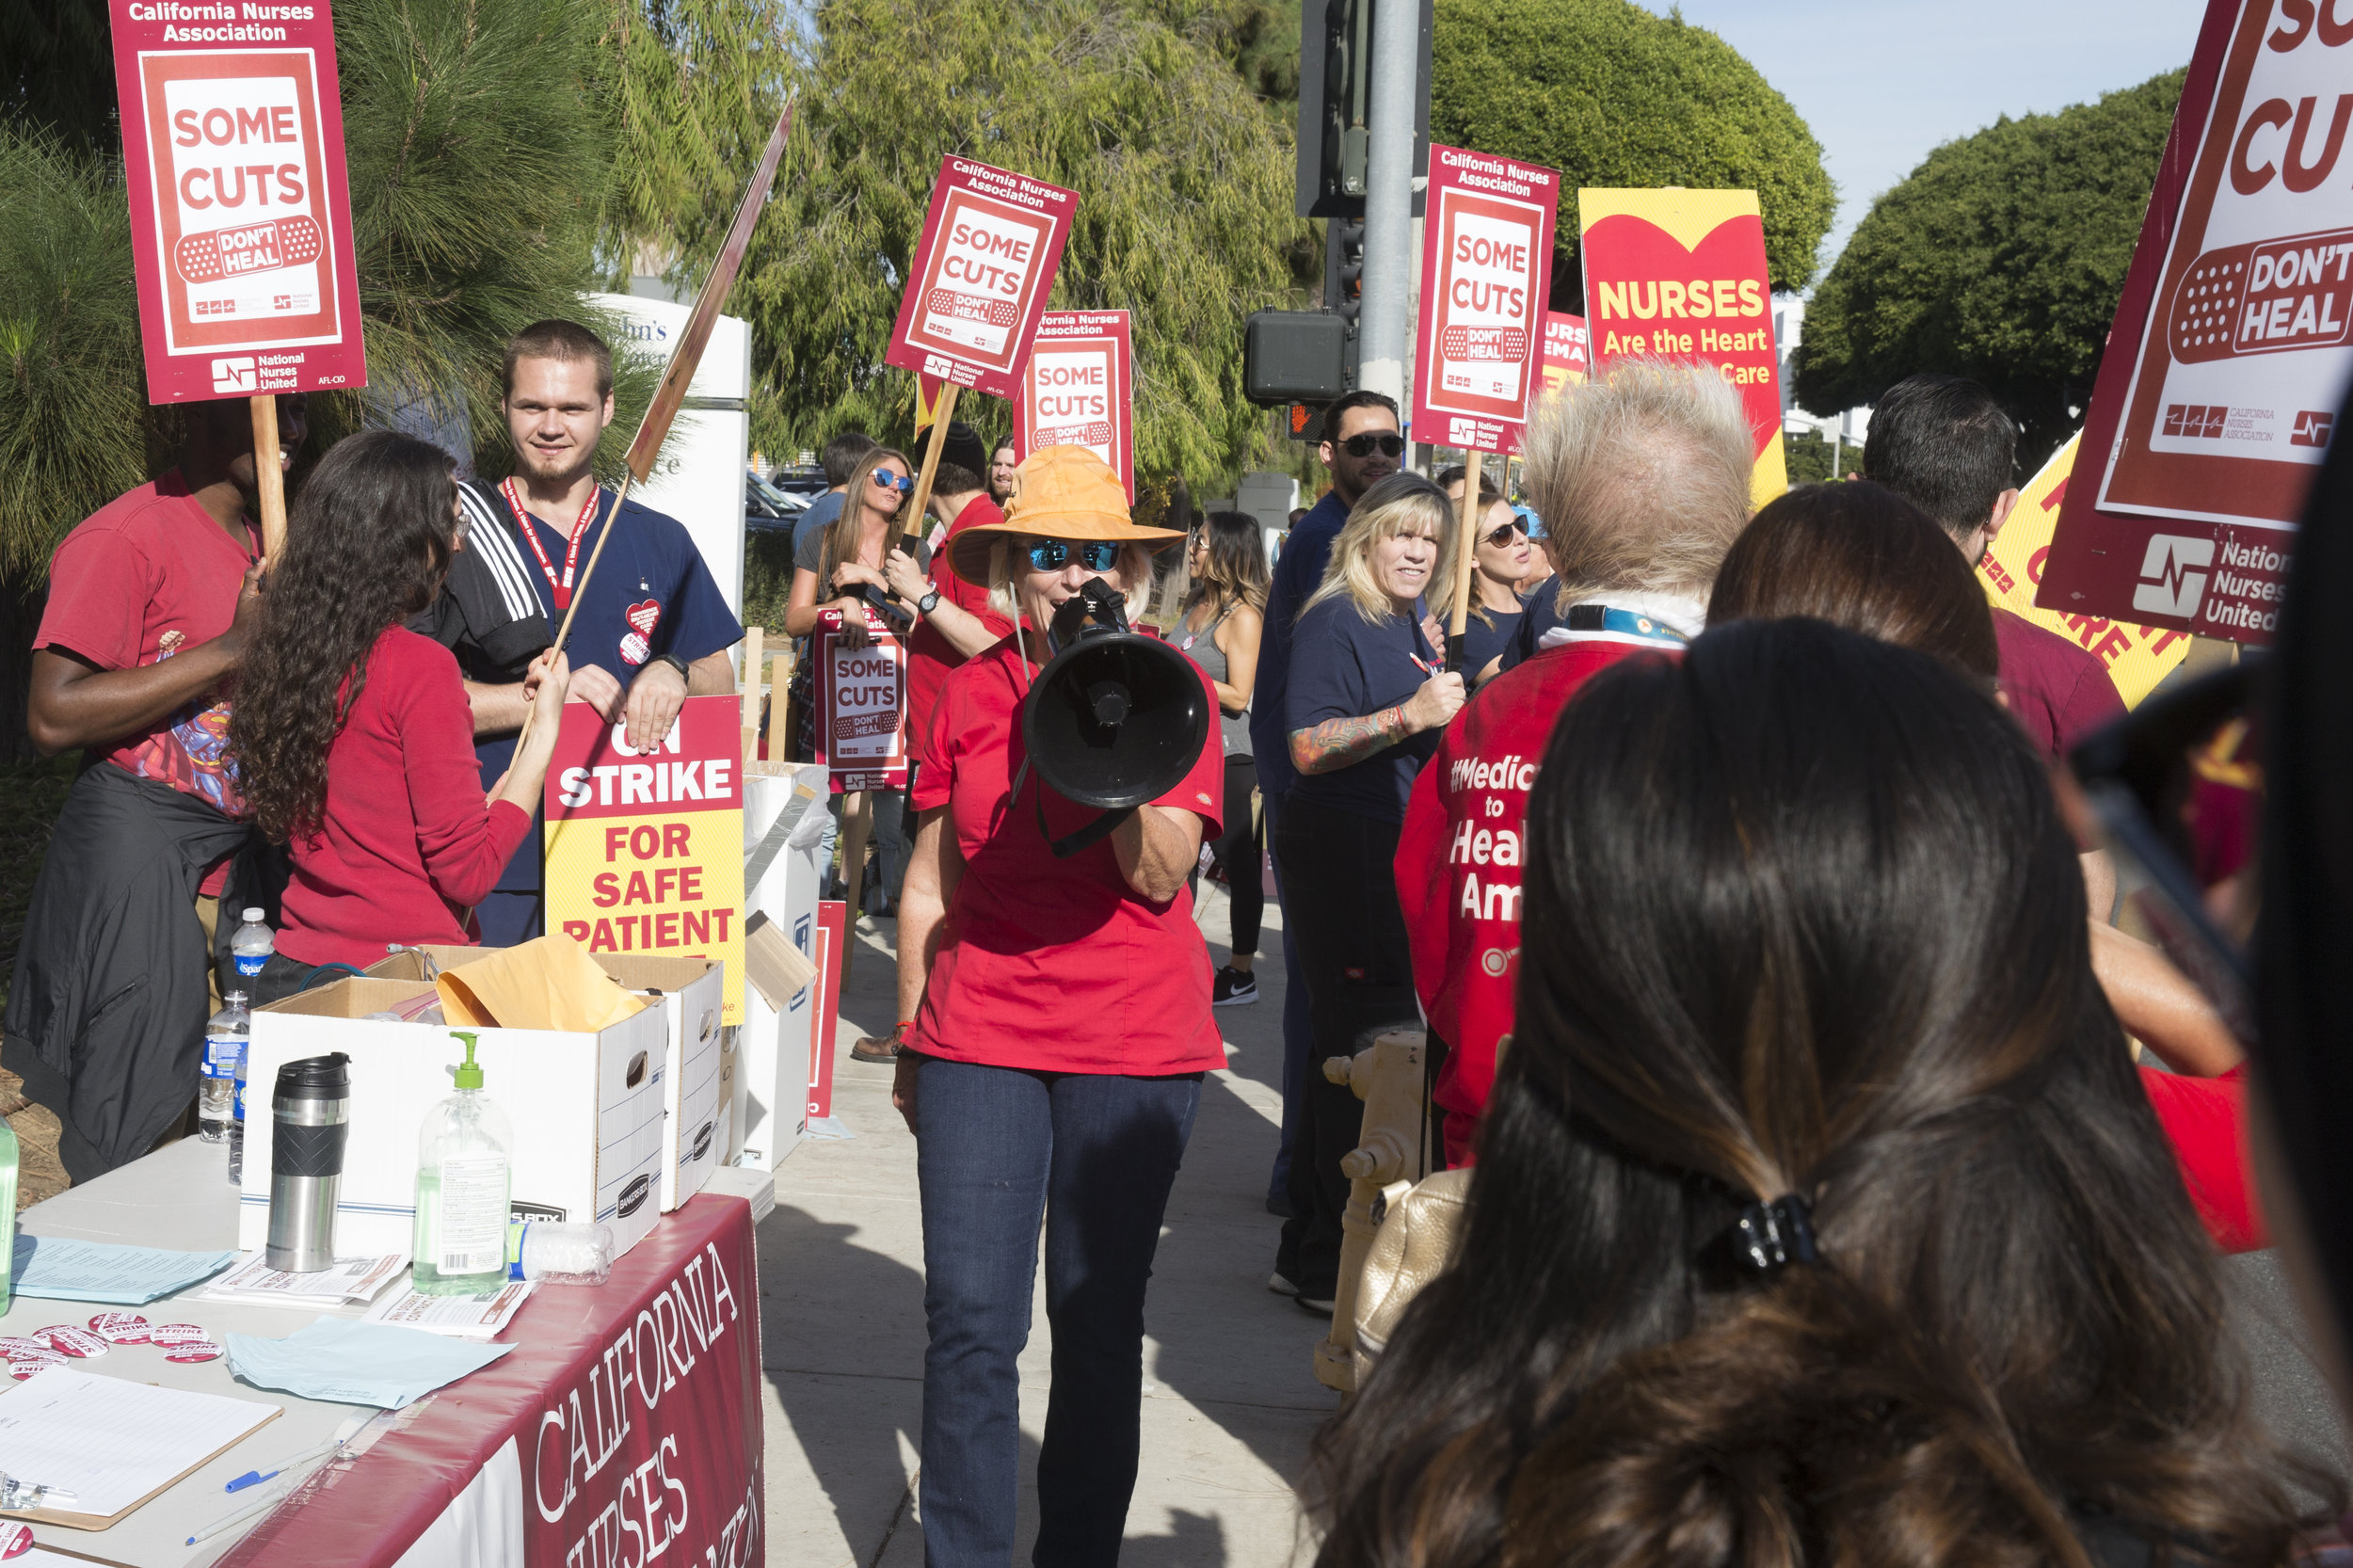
[[230, 430, 459, 842]]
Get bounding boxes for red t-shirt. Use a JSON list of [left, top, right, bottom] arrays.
[[278, 627, 534, 969], [37, 473, 258, 889], [1993, 609, 2125, 762], [2140, 1064, 2266, 1254], [909, 635, 1226, 1076], [1397, 639, 1663, 1162], [904, 495, 1016, 769]]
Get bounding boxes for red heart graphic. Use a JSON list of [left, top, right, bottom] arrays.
[[1580, 210, 1779, 457], [626, 599, 662, 636]]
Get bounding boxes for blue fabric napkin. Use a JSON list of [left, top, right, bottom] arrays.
[[224, 1317, 514, 1409]]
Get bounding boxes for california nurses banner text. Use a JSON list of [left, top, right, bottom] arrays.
[[2041, 0, 2349, 645], [1413, 145, 1561, 456], [1578, 187, 1785, 506], [885, 156, 1078, 399], [110, 0, 367, 402], [546, 696, 746, 1024], [1014, 311, 1136, 500]]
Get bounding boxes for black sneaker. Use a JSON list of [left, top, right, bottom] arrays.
[[1212, 966, 1258, 1006]]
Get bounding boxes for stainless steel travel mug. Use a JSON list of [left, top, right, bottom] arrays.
[[266, 1053, 351, 1272]]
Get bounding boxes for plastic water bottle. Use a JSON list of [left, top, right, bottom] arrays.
[[0, 1118, 17, 1312], [231, 907, 274, 984], [200, 990, 249, 1143], [229, 1050, 248, 1187], [506, 1221, 616, 1286]]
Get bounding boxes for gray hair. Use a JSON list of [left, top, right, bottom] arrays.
[[1523, 358, 1757, 600]]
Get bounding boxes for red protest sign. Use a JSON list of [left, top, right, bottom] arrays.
[[1013, 311, 1136, 500], [886, 157, 1078, 399], [813, 612, 909, 792], [2039, 0, 2348, 646], [1412, 145, 1561, 456], [1538, 312, 1590, 396], [1579, 188, 1785, 505], [110, 1, 366, 404]]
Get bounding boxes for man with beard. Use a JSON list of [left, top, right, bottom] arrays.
[[438, 320, 744, 944], [1250, 388, 1399, 1291]]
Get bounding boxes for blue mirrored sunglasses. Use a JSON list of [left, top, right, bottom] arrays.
[[1026, 539, 1122, 572], [872, 468, 915, 494]]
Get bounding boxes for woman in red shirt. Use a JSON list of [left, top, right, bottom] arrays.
[[889, 446, 1216, 1568], [228, 431, 569, 998]]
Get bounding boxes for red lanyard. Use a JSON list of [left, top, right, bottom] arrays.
[[501, 479, 602, 609]]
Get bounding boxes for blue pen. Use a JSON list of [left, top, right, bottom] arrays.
[[223, 1435, 343, 1493]]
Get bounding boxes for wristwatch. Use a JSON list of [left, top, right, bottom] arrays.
[[917, 588, 942, 616], [649, 653, 690, 681]]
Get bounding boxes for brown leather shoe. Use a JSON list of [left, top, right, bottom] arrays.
[[850, 1030, 903, 1064]]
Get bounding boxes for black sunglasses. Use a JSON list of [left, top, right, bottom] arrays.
[[1027, 539, 1123, 572], [1483, 519, 1528, 548], [1338, 432, 1405, 459]]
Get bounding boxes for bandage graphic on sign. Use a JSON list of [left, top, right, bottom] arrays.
[[916, 194, 1044, 360], [2168, 228, 2353, 362], [173, 215, 325, 284]]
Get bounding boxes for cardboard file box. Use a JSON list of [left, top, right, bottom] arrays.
[[244, 975, 670, 1261], [739, 766, 826, 1168]]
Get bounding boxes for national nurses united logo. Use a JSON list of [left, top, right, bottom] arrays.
[[2133, 534, 2215, 619]]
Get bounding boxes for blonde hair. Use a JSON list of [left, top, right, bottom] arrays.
[[1303, 472, 1456, 624], [1522, 358, 1754, 601], [985, 536, 1157, 627]]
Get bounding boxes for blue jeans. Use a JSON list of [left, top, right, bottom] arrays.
[[1265, 791, 1312, 1208], [916, 1056, 1202, 1568]]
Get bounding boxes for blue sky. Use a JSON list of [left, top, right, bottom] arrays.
[[1635, 0, 2209, 283]]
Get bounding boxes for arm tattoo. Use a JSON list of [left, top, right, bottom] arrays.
[[1290, 707, 1401, 776]]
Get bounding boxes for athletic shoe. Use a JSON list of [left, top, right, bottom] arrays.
[[1213, 967, 1259, 1006], [1295, 1288, 1337, 1315], [1267, 1270, 1302, 1297]]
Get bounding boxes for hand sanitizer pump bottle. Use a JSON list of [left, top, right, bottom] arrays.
[[411, 1032, 513, 1296]]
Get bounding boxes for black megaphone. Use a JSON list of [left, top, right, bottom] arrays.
[[1022, 579, 1212, 857]]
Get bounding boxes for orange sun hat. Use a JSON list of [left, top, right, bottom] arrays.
[[947, 445, 1185, 587]]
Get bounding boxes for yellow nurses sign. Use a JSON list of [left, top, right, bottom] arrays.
[[1977, 434, 2193, 709]]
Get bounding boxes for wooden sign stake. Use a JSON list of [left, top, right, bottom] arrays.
[[895, 383, 961, 556], [1446, 450, 1483, 671], [251, 395, 287, 562]]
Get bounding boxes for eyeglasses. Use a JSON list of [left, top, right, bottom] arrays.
[[1026, 539, 1123, 573], [872, 469, 914, 494], [1337, 432, 1405, 459], [1483, 519, 1528, 548]]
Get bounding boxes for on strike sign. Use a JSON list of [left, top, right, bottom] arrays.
[[1013, 311, 1136, 500], [545, 696, 747, 1025], [2041, 0, 2353, 645], [110, 0, 366, 403], [814, 614, 909, 792], [1579, 187, 1785, 506], [886, 156, 1078, 399], [1412, 144, 1561, 455]]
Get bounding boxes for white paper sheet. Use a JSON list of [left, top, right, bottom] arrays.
[[0, 1366, 278, 1518]]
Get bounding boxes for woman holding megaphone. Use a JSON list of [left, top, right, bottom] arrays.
[[890, 445, 1225, 1568]]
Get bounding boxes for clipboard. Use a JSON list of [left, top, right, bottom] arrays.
[[0, 1369, 280, 1531]]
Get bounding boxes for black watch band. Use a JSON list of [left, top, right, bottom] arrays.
[[917, 589, 941, 616], [649, 653, 690, 680]]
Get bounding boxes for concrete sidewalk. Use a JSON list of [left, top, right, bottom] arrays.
[[753, 879, 1331, 1568]]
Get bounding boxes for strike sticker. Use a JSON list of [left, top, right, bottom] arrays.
[[150, 1321, 213, 1346], [0, 1339, 51, 1361], [0, 1521, 33, 1559], [88, 1311, 153, 1344], [164, 1340, 226, 1363], [33, 1324, 108, 1358], [4, 1351, 65, 1381]]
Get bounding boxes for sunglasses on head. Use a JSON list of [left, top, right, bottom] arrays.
[[872, 468, 914, 493], [1483, 519, 1528, 548], [1026, 539, 1123, 573], [1337, 431, 1405, 459]]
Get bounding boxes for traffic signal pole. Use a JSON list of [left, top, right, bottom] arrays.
[[1357, 0, 1421, 407]]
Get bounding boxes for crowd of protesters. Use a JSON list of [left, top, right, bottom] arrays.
[[8, 307, 2339, 1568]]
